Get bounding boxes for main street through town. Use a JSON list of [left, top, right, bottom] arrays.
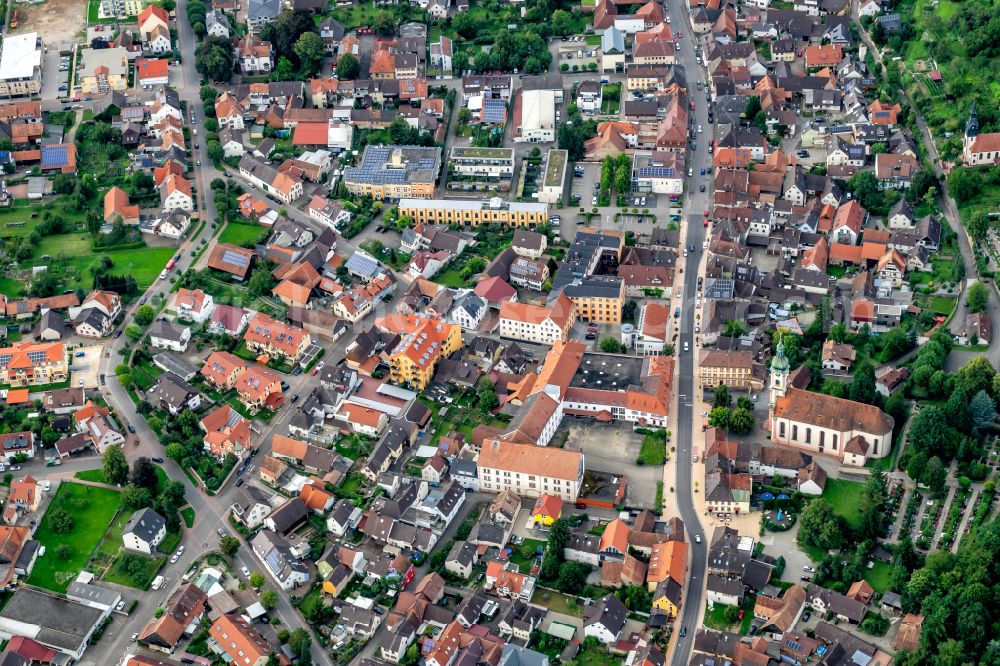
[[664, 0, 711, 659], [77, 0, 720, 660]]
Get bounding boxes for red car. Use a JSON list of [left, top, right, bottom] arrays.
[[703, 210, 710, 217]]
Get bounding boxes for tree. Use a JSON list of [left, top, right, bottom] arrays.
[[219, 536, 240, 557], [134, 304, 155, 326], [555, 561, 590, 594], [248, 267, 275, 296], [261, 10, 318, 61], [56, 543, 72, 559], [968, 211, 991, 240], [848, 171, 881, 211], [622, 300, 637, 323], [540, 519, 570, 581], [923, 456, 947, 494], [195, 36, 235, 82], [249, 572, 265, 589], [288, 628, 311, 655], [49, 508, 75, 533], [947, 167, 981, 205], [165, 443, 186, 461], [103, 446, 129, 486], [334, 52, 361, 80], [121, 485, 153, 509], [207, 141, 224, 164], [260, 588, 278, 610], [450, 12, 479, 39], [713, 384, 732, 409], [599, 336, 623, 353], [708, 407, 731, 430], [273, 56, 296, 81], [906, 451, 928, 483], [966, 281, 989, 313], [957, 356, 996, 397], [132, 457, 158, 489], [907, 406, 950, 458], [723, 320, 748, 337], [798, 499, 844, 550], [849, 360, 878, 405], [728, 407, 755, 435], [971, 389, 996, 432], [294, 31, 325, 77], [858, 468, 889, 541]]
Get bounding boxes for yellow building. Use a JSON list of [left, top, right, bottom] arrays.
[[0, 341, 67, 387], [378, 314, 462, 391], [531, 494, 563, 527], [697, 350, 764, 391], [651, 577, 682, 617], [564, 280, 625, 325], [79, 48, 129, 95], [343, 146, 441, 201], [398, 197, 549, 228]]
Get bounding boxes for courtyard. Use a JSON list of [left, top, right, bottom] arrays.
[[564, 421, 663, 509]]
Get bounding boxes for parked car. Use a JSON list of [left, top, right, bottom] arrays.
[[241, 567, 251, 577], [151, 457, 164, 463]]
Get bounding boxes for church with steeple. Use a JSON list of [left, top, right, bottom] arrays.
[[767, 338, 895, 467], [963, 101, 1000, 167]]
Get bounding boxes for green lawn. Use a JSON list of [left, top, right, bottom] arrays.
[[74, 469, 106, 484], [929, 296, 957, 315], [823, 479, 866, 531], [533, 588, 582, 617], [66, 246, 175, 290], [433, 269, 469, 289], [35, 233, 92, 258], [105, 550, 167, 589], [181, 507, 196, 528], [637, 431, 666, 465], [704, 602, 739, 631], [508, 538, 546, 573], [219, 222, 266, 247], [29, 482, 121, 592], [864, 561, 893, 594], [0, 277, 24, 299]]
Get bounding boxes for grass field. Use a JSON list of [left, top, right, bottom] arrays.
[[0, 278, 23, 298], [930, 296, 957, 315], [704, 602, 739, 631], [533, 588, 583, 617], [219, 222, 266, 247], [864, 560, 893, 594], [823, 478, 866, 532], [35, 233, 92, 258], [637, 431, 666, 465], [181, 507, 196, 528], [74, 469, 106, 484], [29, 482, 121, 592]]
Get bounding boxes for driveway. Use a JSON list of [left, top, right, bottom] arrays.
[[564, 422, 662, 508]]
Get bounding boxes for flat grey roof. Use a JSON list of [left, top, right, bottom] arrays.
[[0, 587, 105, 653]]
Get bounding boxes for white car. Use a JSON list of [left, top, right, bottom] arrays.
[[695, 534, 702, 544], [803, 565, 816, 573], [700, 411, 708, 416], [697, 124, 703, 133], [170, 555, 179, 564], [241, 567, 251, 577]]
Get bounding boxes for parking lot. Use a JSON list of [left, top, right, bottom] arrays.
[[39, 50, 72, 101], [70, 343, 104, 389], [564, 422, 661, 508]]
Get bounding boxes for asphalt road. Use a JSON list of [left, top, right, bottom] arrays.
[[665, 0, 711, 661]]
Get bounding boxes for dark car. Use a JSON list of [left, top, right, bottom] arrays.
[[802, 611, 811, 622], [700, 184, 705, 192], [680, 627, 687, 638], [235, 478, 244, 487], [115, 330, 123, 338], [127, 423, 135, 434], [151, 457, 164, 463], [291, 394, 300, 403]]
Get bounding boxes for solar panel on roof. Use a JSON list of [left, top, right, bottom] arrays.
[[41, 145, 68, 168], [222, 250, 249, 267], [638, 167, 674, 177]]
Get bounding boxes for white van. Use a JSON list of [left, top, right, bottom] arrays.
[[151, 575, 165, 590]]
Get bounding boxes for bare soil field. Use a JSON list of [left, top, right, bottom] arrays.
[[12, 0, 87, 44]]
